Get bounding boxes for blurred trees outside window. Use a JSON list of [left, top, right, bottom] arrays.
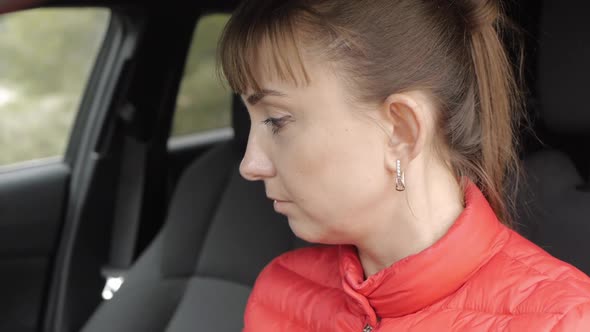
[[172, 14, 232, 137], [1, 10, 233, 168], [0, 8, 109, 168]]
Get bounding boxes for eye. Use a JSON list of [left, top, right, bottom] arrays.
[[262, 116, 292, 134]]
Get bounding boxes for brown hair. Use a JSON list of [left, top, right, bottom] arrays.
[[218, 0, 524, 227]]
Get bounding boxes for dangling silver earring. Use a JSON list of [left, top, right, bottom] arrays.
[[396, 159, 406, 191]]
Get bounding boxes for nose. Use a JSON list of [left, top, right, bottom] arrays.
[[239, 133, 276, 181]]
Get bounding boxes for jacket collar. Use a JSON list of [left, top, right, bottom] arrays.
[[338, 180, 510, 325]]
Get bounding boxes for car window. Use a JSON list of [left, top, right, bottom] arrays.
[[172, 14, 232, 138], [0, 8, 110, 169]]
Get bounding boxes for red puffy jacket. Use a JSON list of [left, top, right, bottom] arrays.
[[243, 183, 590, 331]]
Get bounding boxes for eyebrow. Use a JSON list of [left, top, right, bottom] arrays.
[[246, 89, 287, 106]]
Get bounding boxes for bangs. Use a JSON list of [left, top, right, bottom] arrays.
[[217, 5, 311, 95]]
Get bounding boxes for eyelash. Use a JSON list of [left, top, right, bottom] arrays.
[[262, 116, 291, 134]]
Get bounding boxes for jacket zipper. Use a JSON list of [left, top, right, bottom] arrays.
[[362, 324, 373, 332]]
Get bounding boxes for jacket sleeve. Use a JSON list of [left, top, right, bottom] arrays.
[[552, 302, 590, 332]]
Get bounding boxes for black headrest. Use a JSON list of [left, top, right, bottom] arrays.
[[232, 94, 249, 153], [538, 1, 590, 134]]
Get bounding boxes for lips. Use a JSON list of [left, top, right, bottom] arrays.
[[267, 195, 290, 214], [269, 198, 288, 203]]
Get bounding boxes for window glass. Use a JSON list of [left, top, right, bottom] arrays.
[[0, 8, 110, 167], [172, 14, 232, 137]]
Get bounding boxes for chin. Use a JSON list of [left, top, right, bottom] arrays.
[[287, 217, 336, 245], [287, 217, 314, 243]]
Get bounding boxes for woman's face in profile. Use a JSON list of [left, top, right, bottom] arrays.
[[239, 57, 399, 244]]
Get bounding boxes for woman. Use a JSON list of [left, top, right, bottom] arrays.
[[218, 0, 590, 331]]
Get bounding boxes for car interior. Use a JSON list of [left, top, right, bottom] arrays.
[[0, 0, 588, 331]]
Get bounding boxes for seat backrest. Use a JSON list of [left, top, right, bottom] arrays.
[[82, 98, 311, 331], [517, 0, 590, 274]]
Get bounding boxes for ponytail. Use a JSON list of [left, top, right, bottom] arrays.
[[463, 0, 523, 226]]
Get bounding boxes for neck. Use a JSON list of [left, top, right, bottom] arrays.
[[356, 162, 464, 279]]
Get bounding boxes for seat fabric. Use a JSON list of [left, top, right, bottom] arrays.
[[83, 106, 310, 331], [517, 0, 590, 274]]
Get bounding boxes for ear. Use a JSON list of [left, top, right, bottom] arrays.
[[382, 92, 429, 174]]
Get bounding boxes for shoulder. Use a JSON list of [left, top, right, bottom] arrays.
[[551, 301, 590, 331], [248, 245, 341, 303], [243, 245, 342, 331], [249, 246, 340, 303], [457, 229, 590, 319], [498, 230, 590, 296]]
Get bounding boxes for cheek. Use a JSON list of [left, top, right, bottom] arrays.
[[278, 122, 389, 221]]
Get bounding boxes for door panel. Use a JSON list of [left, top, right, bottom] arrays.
[[0, 163, 69, 331]]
